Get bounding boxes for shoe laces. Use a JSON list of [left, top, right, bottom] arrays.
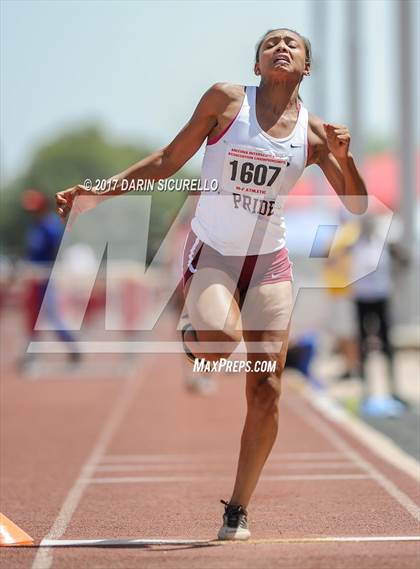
[[220, 499, 248, 527]]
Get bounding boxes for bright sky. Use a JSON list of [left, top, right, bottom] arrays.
[[1, 0, 419, 182]]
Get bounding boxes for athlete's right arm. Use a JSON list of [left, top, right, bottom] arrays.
[[55, 83, 233, 221]]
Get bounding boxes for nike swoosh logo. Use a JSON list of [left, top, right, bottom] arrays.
[[290, 143, 303, 148]]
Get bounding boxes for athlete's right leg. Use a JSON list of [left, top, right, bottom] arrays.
[[182, 268, 242, 362]]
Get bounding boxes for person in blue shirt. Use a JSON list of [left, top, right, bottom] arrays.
[[21, 189, 80, 367]]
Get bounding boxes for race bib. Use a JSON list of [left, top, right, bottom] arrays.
[[221, 144, 290, 200]]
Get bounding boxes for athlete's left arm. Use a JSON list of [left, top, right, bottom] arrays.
[[307, 114, 368, 214]]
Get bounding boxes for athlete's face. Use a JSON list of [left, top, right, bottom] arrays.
[[255, 30, 310, 80]]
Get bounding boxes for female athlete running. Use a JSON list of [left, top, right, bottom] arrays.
[[56, 28, 367, 541]]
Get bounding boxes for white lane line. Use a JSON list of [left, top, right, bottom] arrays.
[[40, 538, 212, 546], [285, 397, 420, 523], [310, 393, 420, 481], [94, 461, 357, 472], [99, 452, 348, 463], [86, 474, 373, 484], [31, 360, 146, 569], [39, 535, 420, 547]]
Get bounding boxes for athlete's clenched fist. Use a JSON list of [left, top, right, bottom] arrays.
[[323, 123, 351, 159]]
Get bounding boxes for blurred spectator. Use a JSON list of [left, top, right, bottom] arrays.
[[351, 215, 409, 406], [0, 254, 14, 312], [323, 219, 360, 379], [285, 332, 323, 390], [20, 189, 80, 368]]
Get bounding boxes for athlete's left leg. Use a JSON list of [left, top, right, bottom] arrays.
[[228, 280, 293, 508]]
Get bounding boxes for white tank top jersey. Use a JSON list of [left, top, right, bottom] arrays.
[[191, 85, 309, 256]]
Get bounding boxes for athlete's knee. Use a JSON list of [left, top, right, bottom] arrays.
[[194, 319, 242, 359], [197, 329, 241, 359], [248, 373, 282, 413]]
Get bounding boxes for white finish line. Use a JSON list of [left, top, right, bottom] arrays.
[[39, 535, 420, 547]]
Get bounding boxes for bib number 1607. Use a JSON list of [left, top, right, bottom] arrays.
[[229, 160, 282, 186]]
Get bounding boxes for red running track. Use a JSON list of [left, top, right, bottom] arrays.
[[1, 316, 419, 569]]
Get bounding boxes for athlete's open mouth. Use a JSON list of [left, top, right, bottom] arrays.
[[273, 55, 291, 65]]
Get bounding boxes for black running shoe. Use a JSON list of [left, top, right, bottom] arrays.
[[217, 499, 251, 540]]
